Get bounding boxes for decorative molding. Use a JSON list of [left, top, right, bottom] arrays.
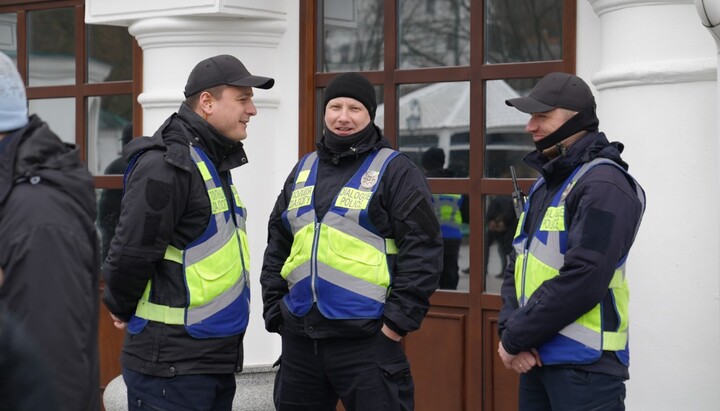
[[589, 0, 693, 16], [593, 58, 716, 89], [130, 17, 286, 50], [138, 89, 281, 110], [85, 0, 287, 26]]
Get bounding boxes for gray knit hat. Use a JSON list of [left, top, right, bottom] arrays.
[[0, 52, 28, 133], [323, 73, 377, 120]]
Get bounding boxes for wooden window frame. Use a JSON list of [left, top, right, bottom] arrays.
[[299, 0, 576, 304], [0, 0, 142, 191]]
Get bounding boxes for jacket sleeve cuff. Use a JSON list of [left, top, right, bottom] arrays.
[[382, 317, 407, 337]]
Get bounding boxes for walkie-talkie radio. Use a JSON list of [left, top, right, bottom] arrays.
[[510, 166, 526, 219]]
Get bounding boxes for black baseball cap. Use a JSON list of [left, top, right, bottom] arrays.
[[505, 72, 594, 114], [184, 54, 274, 97]]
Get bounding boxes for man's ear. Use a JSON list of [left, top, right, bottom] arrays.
[[198, 91, 214, 114]]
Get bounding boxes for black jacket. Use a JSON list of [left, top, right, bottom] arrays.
[[102, 104, 248, 376], [498, 131, 645, 378], [0, 115, 100, 411], [260, 125, 443, 339]]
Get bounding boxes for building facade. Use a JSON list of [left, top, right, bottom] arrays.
[[1, 0, 718, 409]]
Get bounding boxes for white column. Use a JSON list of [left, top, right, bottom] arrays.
[[86, 0, 300, 367], [586, 0, 720, 409]]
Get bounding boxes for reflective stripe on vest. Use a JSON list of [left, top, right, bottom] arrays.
[[129, 145, 251, 338], [433, 194, 463, 239], [512, 158, 645, 366], [281, 148, 399, 319]]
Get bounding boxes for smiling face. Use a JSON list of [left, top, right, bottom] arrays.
[[324, 97, 371, 137], [525, 107, 576, 143], [201, 85, 257, 141]]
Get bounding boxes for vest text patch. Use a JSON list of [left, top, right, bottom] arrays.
[[335, 187, 372, 210], [288, 186, 314, 210], [540, 206, 565, 231]]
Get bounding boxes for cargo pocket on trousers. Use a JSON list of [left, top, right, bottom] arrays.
[[378, 360, 414, 410]]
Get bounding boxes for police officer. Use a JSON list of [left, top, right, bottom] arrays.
[[261, 72, 443, 410], [102, 55, 274, 410], [498, 72, 646, 410]]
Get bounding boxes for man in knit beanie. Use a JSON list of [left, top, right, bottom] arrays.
[[262, 72, 442, 410], [0, 51, 100, 411]]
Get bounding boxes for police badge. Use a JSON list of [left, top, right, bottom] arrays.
[[361, 170, 379, 189]]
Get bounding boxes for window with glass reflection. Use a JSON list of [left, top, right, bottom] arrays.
[[485, 78, 542, 179], [87, 24, 133, 83], [97, 188, 123, 262], [483, 195, 518, 294], [398, 0, 470, 68], [28, 8, 75, 87], [88, 94, 132, 176], [303, 0, 573, 296], [28, 98, 75, 143], [391, 82, 469, 177], [485, 0, 563, 64], [323, 0, 384, 72], [432, 192, 470, 292]]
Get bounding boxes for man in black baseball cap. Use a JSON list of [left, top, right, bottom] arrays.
[[102, 54, 274, 410], [499, 72, 646, 410], [184, 54, 274, 97], [505, 71, 598, 156]]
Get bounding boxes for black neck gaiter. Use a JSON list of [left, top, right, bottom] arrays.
[[323, 122, 375, 155], [534, 103, 600, 152]]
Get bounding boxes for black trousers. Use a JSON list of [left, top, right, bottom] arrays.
[[519, 367, 626, 411], [274, 331, 414, 411], [122, 367, 236, 411]]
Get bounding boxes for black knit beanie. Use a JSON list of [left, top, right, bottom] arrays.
[[323, 73, 377, 120]]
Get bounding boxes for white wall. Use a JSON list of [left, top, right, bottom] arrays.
[[584, 1, 720, 409]]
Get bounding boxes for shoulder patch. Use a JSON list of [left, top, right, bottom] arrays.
[[145, 179, 172, 211]]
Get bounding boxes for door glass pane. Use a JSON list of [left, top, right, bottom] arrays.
[[398, 0, 470, 68], [484, 195, 518, 294], [322, 0, 384, 72], [28, 8, 75, 87], [485, 79, 539, 178], [29, 98, 75, 143], [390, 82, 469, 178], [433, 192, 469, 292], [88, 94, 133, 176], [485, 0, 563, 64], [97, 188, 123, 263], [0, 13, 18, 58], [87, 24, 132, 83]]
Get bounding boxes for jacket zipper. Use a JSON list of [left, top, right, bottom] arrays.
[[311, 222, 321, 302]]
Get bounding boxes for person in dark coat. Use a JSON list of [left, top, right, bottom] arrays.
[[499, 72, 645, 410], [0, 268, 56, 411], [0, 51, 100, 411], [102, 55, 274, 411], [261, 72, 443, 410]]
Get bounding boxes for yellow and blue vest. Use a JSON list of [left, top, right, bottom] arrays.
[[127, 145, 251, 338], [512, 158, 645, 366], [281, 148, 399, 319], [432, 194, 463, 240]]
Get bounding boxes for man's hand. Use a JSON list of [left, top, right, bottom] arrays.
[[110, 313, 127, 330], [381, 324, 402, 342], [498, 342, 542, 374]]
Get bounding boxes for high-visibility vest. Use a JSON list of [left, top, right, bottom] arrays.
[[127, 144, 251, 338], [433, 194, 463, 239], [281, 148, 399, 319], [512, 158, 645, 366]]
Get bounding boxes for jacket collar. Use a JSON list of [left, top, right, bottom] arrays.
[[524, 131, 627, 185]]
